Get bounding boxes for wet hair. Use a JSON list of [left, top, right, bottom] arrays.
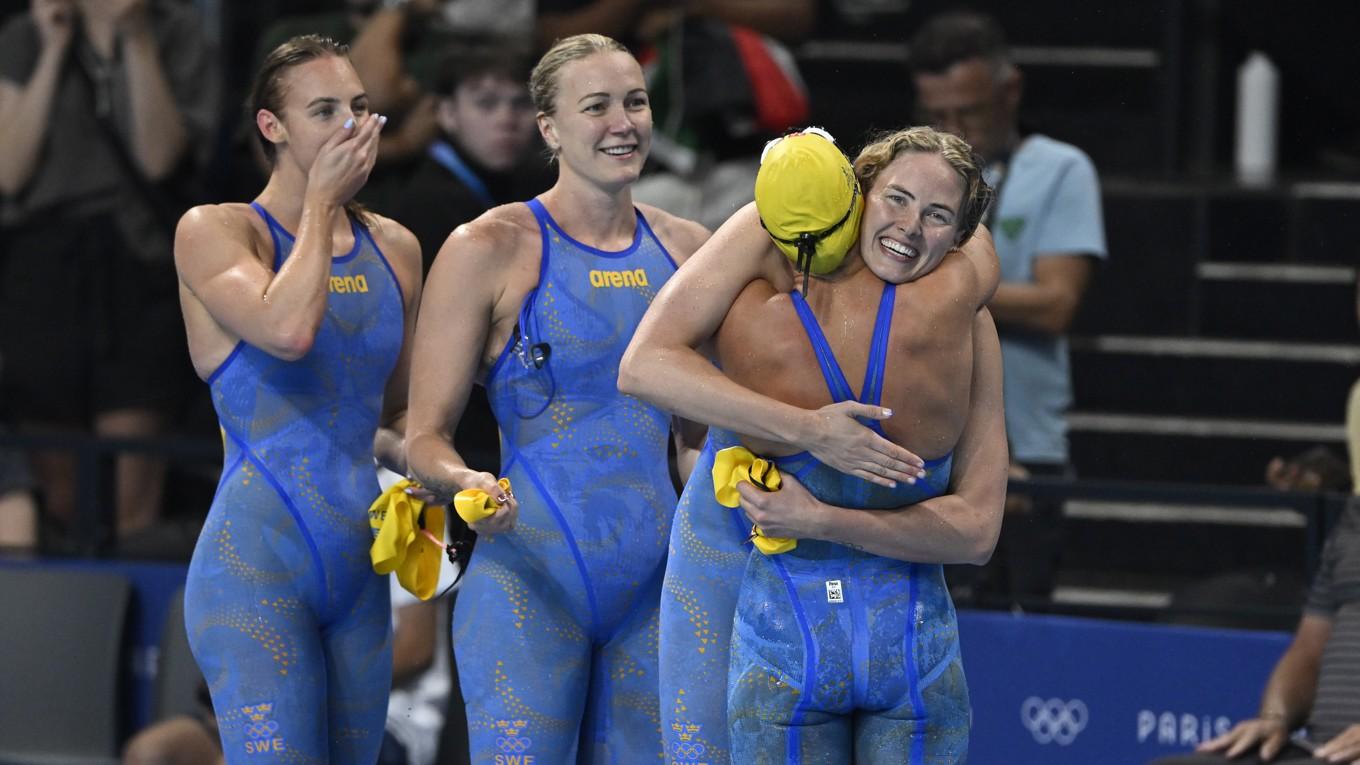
[[528, 34, 631, 116], [907, 11, 1013, 78], [248, 35, 370, 223], [249, 35, 351, 164], [853, 126, 994, 246], [431, 44, 532, 99]]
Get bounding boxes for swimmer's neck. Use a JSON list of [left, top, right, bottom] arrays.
[[538, 181, 638, 248], [805, 251, 870, 288]]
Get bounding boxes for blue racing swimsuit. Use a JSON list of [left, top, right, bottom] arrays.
[[661, 426, 753, 764], [184, 203, 403, 763], [455, 198, 679, 764], [727, 283, 968, 764]]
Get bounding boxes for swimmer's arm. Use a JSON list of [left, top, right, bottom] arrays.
[[375, 220, 425, 475], [740, 310, 1007, 563], [646, 206, 715, 483], [621, 204, 792, 439], [406, 223, 518, 529], [175, 202, 337, 360], [621, 203, 924, 486], [960, 224, 1000, 307]]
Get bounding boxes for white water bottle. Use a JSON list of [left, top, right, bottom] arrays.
[[1235, 51, 1279, 186]]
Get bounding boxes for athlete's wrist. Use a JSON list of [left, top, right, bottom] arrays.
[[784, 406, 821, 452]]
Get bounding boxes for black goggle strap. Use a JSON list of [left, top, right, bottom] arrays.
[[758, 183, 859, 295], [796, 236, 813, 293]]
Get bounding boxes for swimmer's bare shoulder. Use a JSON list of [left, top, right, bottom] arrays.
[[636, 202, 711, 265], [175, 202, 274, 275], [431, 202, 541, 294], [716, 279, 823, 412], [912, 225, 997, 312]]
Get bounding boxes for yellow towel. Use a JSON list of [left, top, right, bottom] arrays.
[[453, 477, 513, 524], [368, 479, 447, 600], [712, 446, 796, 555]]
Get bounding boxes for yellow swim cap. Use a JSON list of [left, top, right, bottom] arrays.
[[754, 127, 863, 280]]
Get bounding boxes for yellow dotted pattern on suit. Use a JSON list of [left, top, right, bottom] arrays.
[[199, 606, 296, 676], [289, 458, 350, 531], [675, 495, 748, 569], [213, 520, 289, 585], [486, 562, 535, 631], [486, 660, 572, 735], [549, 398, 576, 450], [668, 583, 717, 657]]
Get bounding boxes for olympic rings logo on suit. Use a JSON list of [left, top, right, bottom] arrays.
[[1020, 697, 1088, 745], [245, 719, 280, 740], [671, 741, 707, 760], [496, 736, 533, 753]]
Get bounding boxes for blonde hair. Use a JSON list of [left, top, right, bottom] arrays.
[[529, 34, 631, 116], [853, 126, 994, 245]]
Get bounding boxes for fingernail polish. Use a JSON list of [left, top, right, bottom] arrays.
[[882, 408, 893, 416], [378, 114, 389, 126], [343, 117, 354, 129]]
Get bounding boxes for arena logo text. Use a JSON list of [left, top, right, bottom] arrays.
[[589, 268, 649, 289], [329, 274, 369, 294]]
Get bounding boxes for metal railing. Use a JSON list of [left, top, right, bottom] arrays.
[[0, 431, 219, 555], [993, 475, 1351, 624]]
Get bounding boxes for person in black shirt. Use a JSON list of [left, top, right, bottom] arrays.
[[395, 45, 550, 273]]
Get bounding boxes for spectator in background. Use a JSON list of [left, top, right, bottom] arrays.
[[0, 450, 36, 551], [1149, 494, 1360, 765], [395, 46, 548, 272], [0, 0, 219, 544], [909, 10, 1107, 607], [1265, 446, 1351, 494], [534, 0, 815, 59], [0, 352, 34, 551]]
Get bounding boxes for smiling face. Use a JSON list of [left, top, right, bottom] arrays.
[[257, 54, 369, 172], [536, 50, 651, 190], [857, 151, 965, 284]]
